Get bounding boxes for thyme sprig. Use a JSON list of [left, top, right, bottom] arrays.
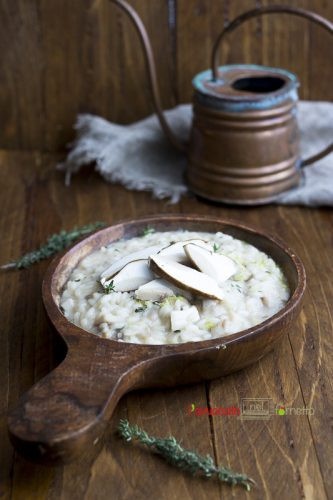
[[104, 280, 116, 294], [118, 419, 255, 491], [1, 222, 106, 270]]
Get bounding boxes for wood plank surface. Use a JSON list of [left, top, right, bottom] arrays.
[[0, 0, 333, 151], [0, 150, 332, 499]]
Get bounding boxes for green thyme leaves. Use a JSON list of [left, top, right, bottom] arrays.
[[142, 226, 155, 236], [1, 222, 106, 270], [118, 419, 255, 490], [104, 280, 116, 294]]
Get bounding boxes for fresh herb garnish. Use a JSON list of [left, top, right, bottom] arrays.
[[135, 300, 148, 313], [142, 226, 155, 236], [213, 243, 220, 253], [104, 280, 116, 294], [160, 295, 186, 307], [1, 222, 106, 270], [118, 419, 255, 491], [204, 320, 216, 331]]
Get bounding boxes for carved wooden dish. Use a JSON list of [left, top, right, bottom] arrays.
[[8, 215, 306, 464]]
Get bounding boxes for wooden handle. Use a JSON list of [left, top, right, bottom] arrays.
[[8, 339, 147, 464], [109, 0, 186, 152]]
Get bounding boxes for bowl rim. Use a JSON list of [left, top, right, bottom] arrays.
[[42, 214, 306, 354]]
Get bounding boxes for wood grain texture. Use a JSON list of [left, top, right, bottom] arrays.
[[0, 0, 332, 152], [1, 150, 332, 498]]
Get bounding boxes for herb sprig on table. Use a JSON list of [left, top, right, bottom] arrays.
[[1, 222, 106, 270], [118, 419, 255, 491]]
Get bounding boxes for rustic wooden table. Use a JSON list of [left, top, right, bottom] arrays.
[[1, 151, 332, 500]]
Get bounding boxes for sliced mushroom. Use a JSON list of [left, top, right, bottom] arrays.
[[100, 244, 164, 285], [110, 259, 155, 292], [149, 255, 224, 301], [171, 306, 200, 331], [135, 279, 175, 301], [184, 243, 237, 284], [157, 239, 210, 264]]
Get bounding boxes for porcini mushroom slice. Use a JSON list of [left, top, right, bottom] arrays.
[[110, 259, 155, 292], [157, 239, 210, 264], [100, 244, 164, 285], [149, 255, 224, 301], [184, 243, 237, 284], [171, 306, 200, 331], [135, 279, 175, 301]]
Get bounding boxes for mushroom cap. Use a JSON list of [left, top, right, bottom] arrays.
[[100, 244, 164, 285], [157, 239, 210, 264], [111, 259, 155, 292], [149, 255, 224, 301], [184, 243, 237, 284]]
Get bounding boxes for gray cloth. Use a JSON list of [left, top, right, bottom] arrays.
[[59, 101, 333, 206]]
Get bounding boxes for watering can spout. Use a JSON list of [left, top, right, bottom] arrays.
[[110, 0, 186, 153]]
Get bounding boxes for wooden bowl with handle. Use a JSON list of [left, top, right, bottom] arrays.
[[8, 215, 306, 464]]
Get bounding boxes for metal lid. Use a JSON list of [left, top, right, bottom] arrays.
[[192, 64, 299, 111]]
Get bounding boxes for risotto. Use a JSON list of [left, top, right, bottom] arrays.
[[60, 230, 290, 344]]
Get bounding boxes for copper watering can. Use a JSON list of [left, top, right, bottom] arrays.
[[111, 2, 333, 205]]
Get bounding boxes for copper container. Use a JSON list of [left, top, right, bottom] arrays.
[[187, 65, 301, 204], [110, 2, 333, 205]]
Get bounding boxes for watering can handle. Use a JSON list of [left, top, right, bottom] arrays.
[[109, 0, 186, 152], [211, 5, 333, 167]]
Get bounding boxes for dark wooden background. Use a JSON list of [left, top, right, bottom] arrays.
[[1, 1, 333, 499], [0, 0, 333, 152]]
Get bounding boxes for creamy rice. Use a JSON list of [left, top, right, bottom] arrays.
[[60, 230, 290, 344]]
